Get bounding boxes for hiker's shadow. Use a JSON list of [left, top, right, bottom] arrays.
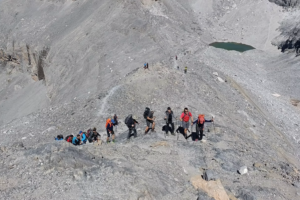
[[176, 126, 194, 140], [162, 124, 174, 133]]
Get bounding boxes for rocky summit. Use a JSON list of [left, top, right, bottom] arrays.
[[0, 0, 300, 200]]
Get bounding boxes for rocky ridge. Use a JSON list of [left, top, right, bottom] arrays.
[[0, 0, 300, 199]]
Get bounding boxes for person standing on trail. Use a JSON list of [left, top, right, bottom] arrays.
[[106, 118, 115, 143], [184, 66, 187, 74], [180, 108, 193, 139], [193, 115, 213, 141], [126, 115, 139, 140], [144, 108, 156, 134], [176, 55, 177, 60], [164, 107, 175, 136]]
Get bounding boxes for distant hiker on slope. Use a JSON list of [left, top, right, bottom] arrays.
[[80, 131, 87, 144], [193, 115, 213, 141], [176, 55, 177, 60], [164, 107, 175, 136], [113, 114, 118, 125], [180, 107, 193, 139], [125, 115, 139, 140], [55, 135, 64, 141], [144, 107, 156, 134], [72, 134, 81, 145], [88, 127, 101, 143], [106, 118, 115, 143], [184, 66, 187, 74]]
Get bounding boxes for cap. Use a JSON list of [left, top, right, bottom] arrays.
[[167, 107, 171, 110], [132, 115, 137, 120], [79, 131, 82, 134]]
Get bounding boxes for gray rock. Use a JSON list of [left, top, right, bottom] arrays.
[[238, 190, 257, 200], [11, 142, 24, 148], [203, 170, 217, 181]]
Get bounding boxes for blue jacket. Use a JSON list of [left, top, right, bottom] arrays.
[[72, 137, 80, 145], [81, 133, 87, 143]]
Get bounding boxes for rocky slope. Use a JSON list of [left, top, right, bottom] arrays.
[[0, 0, 300, 200]]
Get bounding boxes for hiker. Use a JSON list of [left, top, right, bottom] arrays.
[[144, 63, 147, 69], [88, 127, 101, 143], [113, 114, 118, 125], [146, 63, 149, 69], [55, 135, 64, 140], [164, 107, 175, 135], [65, 135, 73, 143], [126, 115, 139, 140], [177, 66, 179, 70], [184, 66, 187, 74], [193, 115, 213, 141], [106, 118, 115, 143], [144, 107, 155, 134], [72, 134, 81, 145], [180, 107, 193, 139], [80, 131, 87, 144]]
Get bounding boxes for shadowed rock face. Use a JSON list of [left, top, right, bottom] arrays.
[[0, 0, 300, 200], [269, 0, 300, 7]]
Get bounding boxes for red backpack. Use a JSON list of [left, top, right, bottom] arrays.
[[198, 115, 205, 125]]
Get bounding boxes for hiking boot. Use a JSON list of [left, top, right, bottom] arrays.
[[171, 132, 175, 136], [106, 141, 110, 144], [112, 140, 115, 143]]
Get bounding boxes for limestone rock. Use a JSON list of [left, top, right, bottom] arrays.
[[238, 166, 248, 175], [191, 175, 230, 200], [217, 77, 225, 83]]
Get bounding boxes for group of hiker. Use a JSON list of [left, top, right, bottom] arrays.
[[124, 107, 214, 141], [55, 108, 214, 145], [145, 56, 189, 73]]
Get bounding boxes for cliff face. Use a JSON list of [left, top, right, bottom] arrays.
[[0, 0, 299, 200]]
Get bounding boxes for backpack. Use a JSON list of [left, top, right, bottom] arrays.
[[125, 114, 133, 125], [86, 129, 93, 138], [143, 107, 150, 119], [65, 135, 73, 142], [57, 134, 63, 140], [198, 115, 205, 125]]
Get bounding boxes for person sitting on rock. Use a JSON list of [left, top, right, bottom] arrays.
[[80, 131, 87, 144], [88, 127, 101, 143], [193, 115, 213, 141], [145, 110, 156, 134], [180, 107, 193, 139], [127, 115, 139, 140], [55, 134, 64, 141], [72, 134, 81, 146], [164, 107, 175, 136], [106, 118, 115, 143]]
